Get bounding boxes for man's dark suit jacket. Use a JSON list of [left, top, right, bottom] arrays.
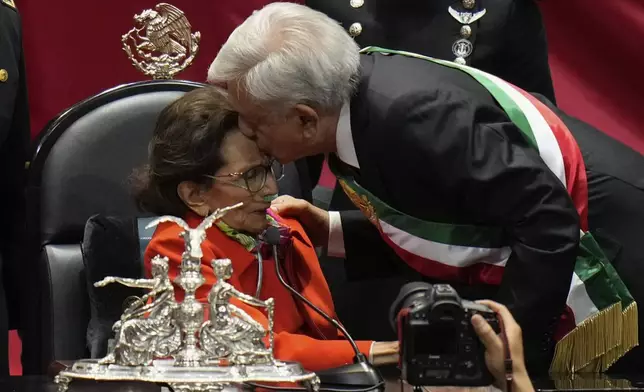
[[0, 0, 30, 377], [334, 53, 580, 373]]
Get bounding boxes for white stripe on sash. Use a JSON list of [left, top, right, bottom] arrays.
[[457, 65, 567, 187], [567, 272, 600, 324], [379, 220, 511, 267]]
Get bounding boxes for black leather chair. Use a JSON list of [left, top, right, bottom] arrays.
[[22, 80, 205, 374], [22, 80, 308, 374]]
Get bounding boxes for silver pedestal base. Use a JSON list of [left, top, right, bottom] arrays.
[[54, 359, 320, 392]]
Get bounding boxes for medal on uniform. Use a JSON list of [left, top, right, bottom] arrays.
[[348, 22, 363, 37], [448, 5, 486, 65]]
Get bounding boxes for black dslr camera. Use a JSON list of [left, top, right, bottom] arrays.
[[390, 283, 500, 386]]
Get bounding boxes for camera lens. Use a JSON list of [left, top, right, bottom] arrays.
[[389, 282, 433, 332]]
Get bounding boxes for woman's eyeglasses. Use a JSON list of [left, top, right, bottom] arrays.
[[208, 160, 284, 193]]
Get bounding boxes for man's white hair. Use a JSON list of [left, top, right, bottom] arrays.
[[208, 2, 360, 112]]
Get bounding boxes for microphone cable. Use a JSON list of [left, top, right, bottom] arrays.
[[242, 227, 384, 392]]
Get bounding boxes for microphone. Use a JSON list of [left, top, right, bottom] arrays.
[[264, 226, 383, 390]]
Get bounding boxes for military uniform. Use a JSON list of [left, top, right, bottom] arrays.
[[0, 0, 30, 376], [306, 0, 555, 101]]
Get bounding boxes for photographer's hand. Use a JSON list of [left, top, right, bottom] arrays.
[[471, 300, 534, 392]]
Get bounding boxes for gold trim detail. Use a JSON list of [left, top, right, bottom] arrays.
[[338, 179, 381, 230], [550, 301, 639, 373]]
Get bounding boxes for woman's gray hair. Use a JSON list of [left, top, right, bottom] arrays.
[[207, 2, 360, 112]]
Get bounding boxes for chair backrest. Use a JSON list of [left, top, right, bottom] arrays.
[[23, 80, 204, 374]]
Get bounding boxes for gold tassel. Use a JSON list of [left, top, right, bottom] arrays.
[[554, 373, 633, 390], [602, 301, 639, 371], [550, 303, 622, 373], [622, 301, 639, 352]]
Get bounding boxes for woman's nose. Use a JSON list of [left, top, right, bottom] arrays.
[[263, 174, 279, 195]]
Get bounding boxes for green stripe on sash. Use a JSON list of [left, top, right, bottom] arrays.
[[575, 233, 622, 310], [328, 157, 506, 248]]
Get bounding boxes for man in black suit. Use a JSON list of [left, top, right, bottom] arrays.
[[209, 3, 641, 374], [298, 0, 560, 351], [303, 0, 555, 193], [0, 0, 30, 376]]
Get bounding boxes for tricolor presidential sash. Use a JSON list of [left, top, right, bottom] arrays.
[[332, 46, 638, 373]]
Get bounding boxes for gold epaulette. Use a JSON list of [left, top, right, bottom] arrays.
[[1, 0, 16, 10]]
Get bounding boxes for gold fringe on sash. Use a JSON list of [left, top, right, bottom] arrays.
[[601, 301, 639, 371], [550, 303, 622, 373], [553, 373, 633, 390], [550, 302, 639, 374]]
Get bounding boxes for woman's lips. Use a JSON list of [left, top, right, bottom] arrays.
[[253, 204, 271, 214]]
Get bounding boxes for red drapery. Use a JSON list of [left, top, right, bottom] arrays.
[[19, 0, 286, 136], [539, 0, 644, 154], [19, 0, 644, 154]]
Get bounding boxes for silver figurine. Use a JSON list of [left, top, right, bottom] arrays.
[[122, 3, 201, 79], [96, 255, 181, 366], [54, 203, 320, 392], [200, 258, 275, 366]]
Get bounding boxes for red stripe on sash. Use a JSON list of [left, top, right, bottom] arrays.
[[515, 88, 590, 339], [379, 232, 506, 286], [516, 89, 590, 231]]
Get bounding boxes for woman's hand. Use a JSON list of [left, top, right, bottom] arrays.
[[471, 300, 534, 392], [270, 195, 330, 247], [370, 341, 399, 366]]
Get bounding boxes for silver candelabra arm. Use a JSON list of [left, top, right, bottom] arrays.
[[94, 276, 155, 290]]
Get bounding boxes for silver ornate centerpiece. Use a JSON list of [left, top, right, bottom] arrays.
[[54, 203, 320, 392], [122, 3, 201, 79]]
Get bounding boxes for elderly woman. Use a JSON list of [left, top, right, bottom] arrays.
[[131, 87, 399, 371]]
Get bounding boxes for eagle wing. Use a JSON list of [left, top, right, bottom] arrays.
[[146, 216, 190, 231], [197, 203, 244, 232], [154, 3, 193, 46]]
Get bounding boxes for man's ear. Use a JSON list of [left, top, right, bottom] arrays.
[[177, 181, 210, 217], [294, 104, 319, 141]]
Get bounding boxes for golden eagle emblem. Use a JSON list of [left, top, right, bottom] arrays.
[[338, 179, 382, 231], [122, 3, 201, 79]]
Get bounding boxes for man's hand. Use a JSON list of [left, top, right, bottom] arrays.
[[471, 300, 533, 392], [270, 195, 330, 247]]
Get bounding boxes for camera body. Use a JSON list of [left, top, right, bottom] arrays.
[[391, 283, 500, 386]]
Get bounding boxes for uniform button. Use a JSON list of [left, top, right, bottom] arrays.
[[0, 69, 8, 83], [350, 0, 364, 8], [348, 22, 362, 37], [462, 0, 475, 9], [460, 25, 472, 38]]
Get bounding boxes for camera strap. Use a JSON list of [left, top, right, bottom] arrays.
[[498, 315, 513, 392]]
